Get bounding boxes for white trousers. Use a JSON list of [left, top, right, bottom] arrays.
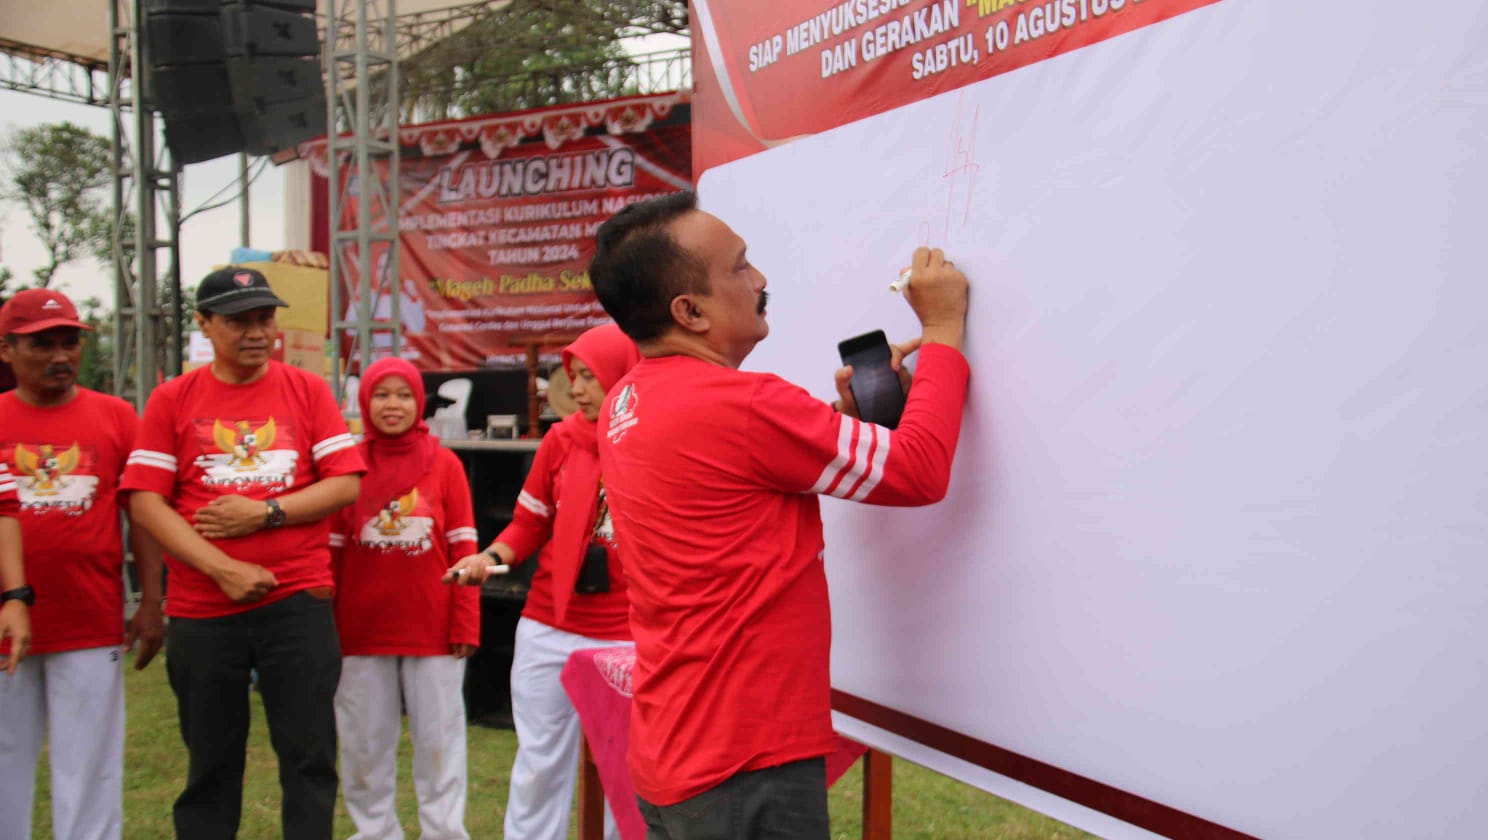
[[0, 646, 124, 840], [504, 617, 632, 840], [336, 655, 471, 840]]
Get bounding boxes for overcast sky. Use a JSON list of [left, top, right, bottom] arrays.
[[0, 87, 288, 307]]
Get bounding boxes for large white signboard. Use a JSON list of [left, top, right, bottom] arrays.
[[695, 0, 1488, 836]]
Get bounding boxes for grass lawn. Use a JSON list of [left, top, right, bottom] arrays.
[[27, 652, 1094, 839]]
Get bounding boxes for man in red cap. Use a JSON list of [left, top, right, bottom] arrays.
[[122, 266, 364, 840], [0, 287, 166, 840]]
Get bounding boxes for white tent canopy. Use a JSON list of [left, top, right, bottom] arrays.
[[0, 0, 505, 66]]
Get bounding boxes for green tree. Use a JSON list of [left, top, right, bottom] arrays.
[[402, 0, 688, 119], [1, 122, 114, 288], [0, 265, 14, 297], [76, 295, 114, 393]]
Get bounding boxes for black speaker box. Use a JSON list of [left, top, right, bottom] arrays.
[[143, 0, 220, 12], [227, 55, 320, 108], [238, 94, 327, 157], [145, 0, 326, 164], [150, 63, 233, 114], [221, 2, 320, 57], [163, 109, 246, 164], [144, 11, 223, 63]]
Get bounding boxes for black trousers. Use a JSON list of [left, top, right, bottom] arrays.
[[165, 590, 342, 840], [637, 757, 830, 840]]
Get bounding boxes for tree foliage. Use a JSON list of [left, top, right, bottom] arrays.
[[1, 122, 114, 288], [402, 0, 689, 120], [76, 295, 114, 393]]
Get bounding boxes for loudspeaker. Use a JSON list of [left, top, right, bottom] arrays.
[[221, 2, 319, 57], [144, 0, 325, 165], [163, 109, 245, 164]]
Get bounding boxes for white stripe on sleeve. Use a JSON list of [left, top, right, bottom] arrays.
[[446, 527, 478, 543], [328, 533, 347, 547], [847, 425, 892, 501], [312, 434, 356, 460], [806, 414, 858, 494], [126, 450, 178, 472], [517, 490, 552, 518], [827, 420, 877, 499]]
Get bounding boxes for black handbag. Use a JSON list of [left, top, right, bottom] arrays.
[[574, 542, 610, 594]]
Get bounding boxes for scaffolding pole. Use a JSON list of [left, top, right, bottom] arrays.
[[326, 0, 401, 407], [110, 0, 182, 409]]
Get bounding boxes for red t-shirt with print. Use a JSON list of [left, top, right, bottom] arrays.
[[0, 463, 19, 563], [120, 362, 366, 619], [495, 425, 631, 641], [0, 464, 16, 516], [0, 389, 137, 655], [597, 344, 970, 806], [330, 447, 480, 656]]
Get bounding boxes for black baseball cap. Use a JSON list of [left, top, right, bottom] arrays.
[[196, 266, 289, 315]]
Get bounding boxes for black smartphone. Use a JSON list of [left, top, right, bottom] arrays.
[[838, 329, 906, 429]]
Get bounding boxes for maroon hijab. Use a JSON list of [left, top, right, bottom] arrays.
[[352, 357, 443, 525], [549, 323, 641, 622]]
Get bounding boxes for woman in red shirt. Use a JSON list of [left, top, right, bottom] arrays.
[[331, 357, 480, 840], [446, 323, 639, 840]]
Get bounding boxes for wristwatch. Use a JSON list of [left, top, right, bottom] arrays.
[[1, 585, 35, 607], [264, 498, 287, 529]]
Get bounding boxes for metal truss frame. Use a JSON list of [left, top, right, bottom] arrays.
[[0, 40, 110, 106], [109, 0, 182, 409], [326, 0, 401, 406]]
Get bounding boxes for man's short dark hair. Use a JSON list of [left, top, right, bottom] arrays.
[[589, 190, 708, 342]]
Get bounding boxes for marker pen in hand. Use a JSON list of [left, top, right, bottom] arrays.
[[889, 269, 912, 293], [453, 565, 510, 578]]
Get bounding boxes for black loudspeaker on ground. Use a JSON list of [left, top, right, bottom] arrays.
[[144, 0, 326, 164]]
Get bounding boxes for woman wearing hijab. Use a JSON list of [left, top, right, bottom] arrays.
[[331, 357, 479, 840], [446, 323, 641, 840]]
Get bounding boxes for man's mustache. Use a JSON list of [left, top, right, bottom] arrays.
[[757, 290, 769, 314], [46, 365, 74, 377]]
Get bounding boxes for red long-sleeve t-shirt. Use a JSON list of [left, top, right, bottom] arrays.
[[598, 342, 970, 805]]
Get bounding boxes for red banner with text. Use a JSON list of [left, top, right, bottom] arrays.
[[691, 0, 1223, 174], [306, 94, 691, 371]]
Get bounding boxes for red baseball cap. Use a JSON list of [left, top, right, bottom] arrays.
[[0, 288, 93, 335]]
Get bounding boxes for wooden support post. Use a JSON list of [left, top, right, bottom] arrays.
[[508, 331, 583, 438], [577, 736, 605, 840], [523, 342, 541, 438], [862, 748, 893, 840]]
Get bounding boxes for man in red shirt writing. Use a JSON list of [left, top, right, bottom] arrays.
[[122, 267, 364, 840], [589, 191, 971, 838]]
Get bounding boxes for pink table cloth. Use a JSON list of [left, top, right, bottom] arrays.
[[561, 646, 867, 840]]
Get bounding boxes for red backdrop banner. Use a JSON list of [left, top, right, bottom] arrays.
[[305, 94, 691, 371], [691, 0, 1223, 175]]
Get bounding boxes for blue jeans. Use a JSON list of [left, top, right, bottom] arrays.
[[166, 590, 342, 840], [637, 757, 830, 840]]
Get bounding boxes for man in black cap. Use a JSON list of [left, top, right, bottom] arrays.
[[122, 267, 366, 840]]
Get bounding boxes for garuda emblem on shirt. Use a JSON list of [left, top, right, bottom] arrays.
[[214, 418, 277, 470], [15, 442, 81, 496], [375, 488, 419, 535]]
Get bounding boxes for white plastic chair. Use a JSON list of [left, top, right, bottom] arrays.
[[430, 377, 472, 438]]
